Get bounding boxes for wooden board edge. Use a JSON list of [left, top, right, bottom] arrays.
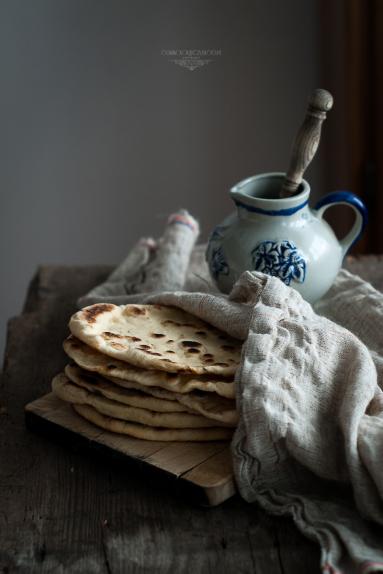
[[24, 399, 235, 507], [194, 478, 236, 507], [181, 448, 237, 507]]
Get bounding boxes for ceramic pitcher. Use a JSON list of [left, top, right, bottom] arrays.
[[206, 172, 368, 303]]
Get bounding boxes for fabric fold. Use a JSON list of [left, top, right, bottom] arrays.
[[151, 272, 383, 573], [78, 210, 200, 308]]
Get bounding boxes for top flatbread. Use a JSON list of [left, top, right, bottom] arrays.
[[63, 336, 236, 399], [69, 303, 241, 376]]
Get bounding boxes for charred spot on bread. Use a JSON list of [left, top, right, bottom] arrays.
[[163, 319, 179, 326], [111, 342, 125, 350], [126, 306, 147, 316], [151, 333, 165, 338], [83, 304, 115, 324], [102, 331, 123, 339], [181, 340, 202, 348]]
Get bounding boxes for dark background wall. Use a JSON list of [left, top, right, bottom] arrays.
[[0, 0, 322, 360]]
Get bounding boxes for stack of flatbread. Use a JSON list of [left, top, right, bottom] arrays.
[[52, 303, 242, 441]]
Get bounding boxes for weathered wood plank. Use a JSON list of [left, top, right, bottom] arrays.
[[26, 393, 104, 439], [182, 448, 236, 506], [145, 441, 228, 477], [0, 265, 321, 573], [25, 393, 232, 496], [182, 447, 233, 487], [95, 427, 169, 460]]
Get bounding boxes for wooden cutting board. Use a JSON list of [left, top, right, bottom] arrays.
[[25, 393, 236, 507]]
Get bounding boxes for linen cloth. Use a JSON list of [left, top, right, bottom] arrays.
[[78, 210, 203, 308], [79, 225, 383, 574]]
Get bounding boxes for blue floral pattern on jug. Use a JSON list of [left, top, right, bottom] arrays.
[[251, 240, 306, 286], [210, 246, 230, 280]]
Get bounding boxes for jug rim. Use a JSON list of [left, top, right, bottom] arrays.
[[230, 172, 310, 215]]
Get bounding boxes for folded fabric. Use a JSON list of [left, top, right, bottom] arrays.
[[78, 217, 383, 573], [78, 210, 211, 308], [146, 272, 383, 574]]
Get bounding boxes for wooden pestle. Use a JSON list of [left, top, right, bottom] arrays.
[[280, 89, 334, 198]]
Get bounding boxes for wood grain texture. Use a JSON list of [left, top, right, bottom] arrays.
[[25, 393, 234, 506], [280, 89, 333, 198], [1, 265, 324, 573]]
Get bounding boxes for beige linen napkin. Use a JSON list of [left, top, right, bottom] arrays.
[[148, 271, 383, 574], [78, 210, 205, 308], [79, 222, 383, 573]]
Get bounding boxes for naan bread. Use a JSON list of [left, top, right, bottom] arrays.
[[73, 404, 233, 442], [66, 362, 238, 426], [65, 364, 187, 413], [52, 373, 230, 428], [174, 392, 238, 426], [69, 303, 241, 376], [64, 335, 236, 399]]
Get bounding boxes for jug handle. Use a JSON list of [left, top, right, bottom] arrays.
[[314, 191, 368, 256]]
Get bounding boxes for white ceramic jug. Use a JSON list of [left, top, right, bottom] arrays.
[[206, 172, 368, 303]]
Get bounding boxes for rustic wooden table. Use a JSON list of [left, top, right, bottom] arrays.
[[1, 257, 381, 573]]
